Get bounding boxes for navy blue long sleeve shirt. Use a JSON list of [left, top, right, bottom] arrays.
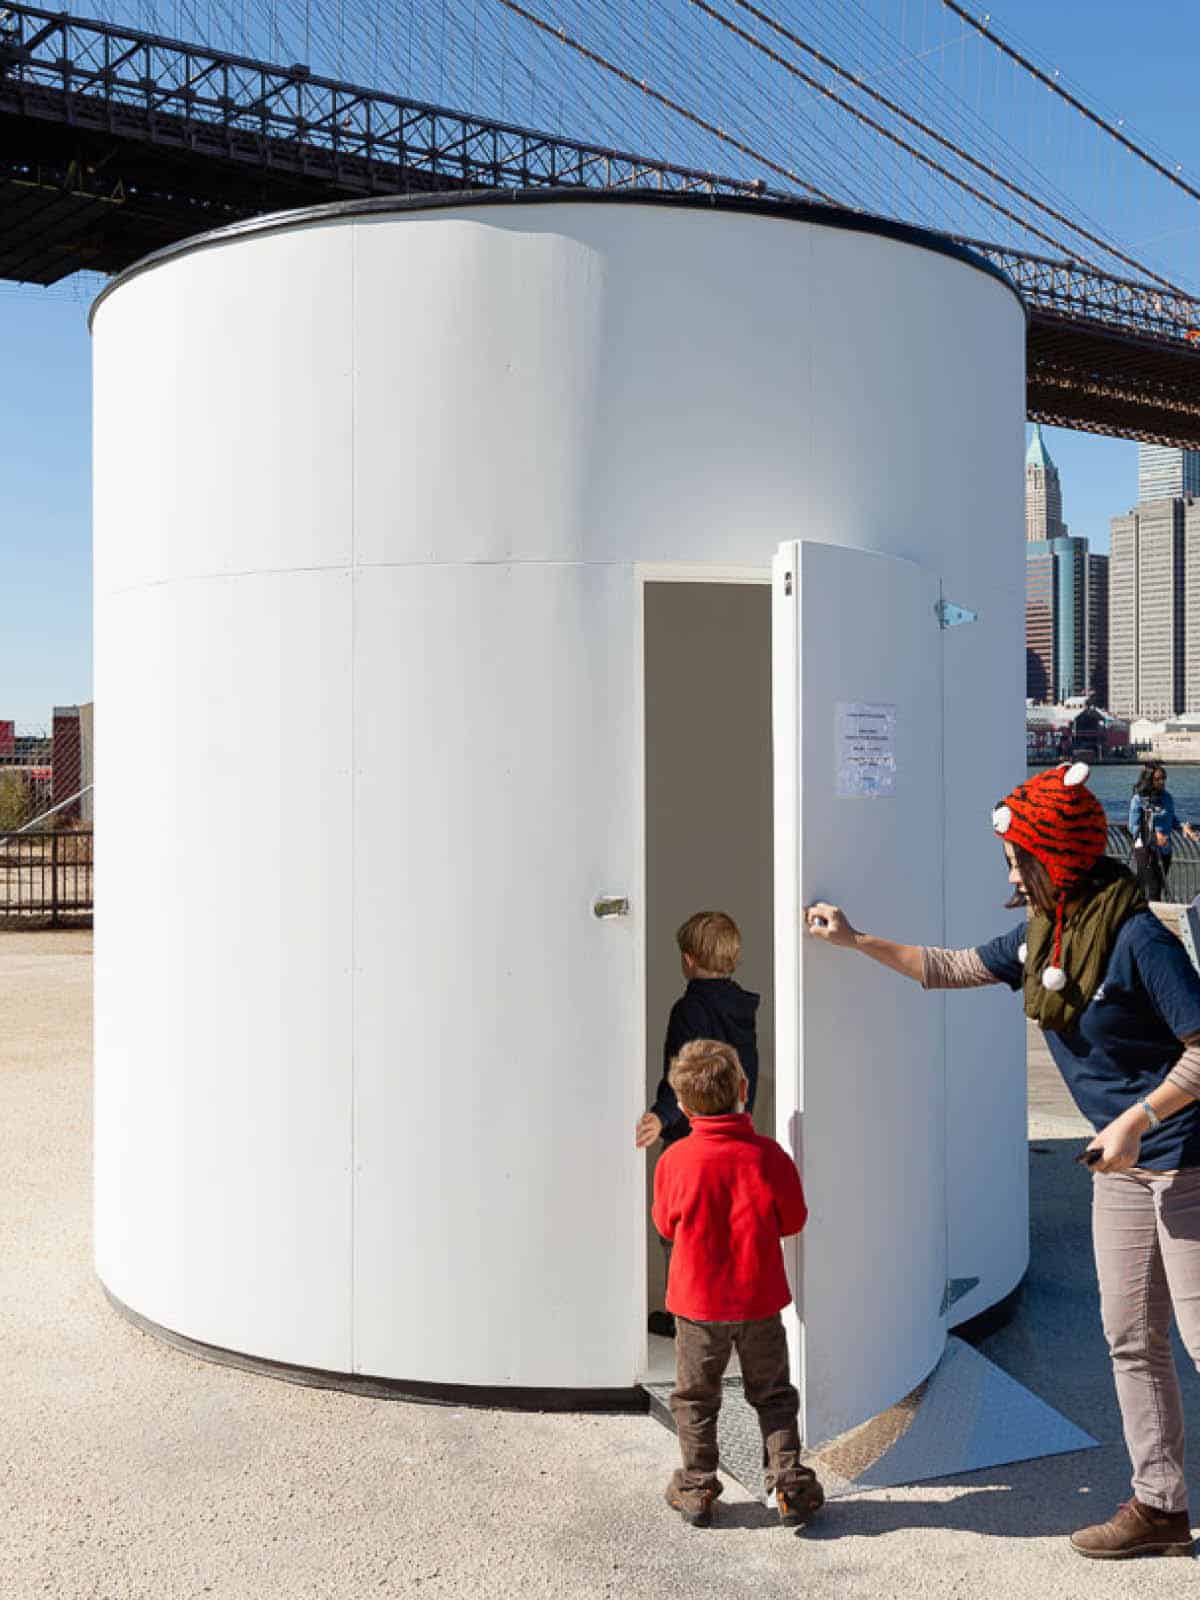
[[649, 977, 760, 1146]]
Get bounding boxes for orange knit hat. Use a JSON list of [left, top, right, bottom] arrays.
[[992, 761, 1109, 991]]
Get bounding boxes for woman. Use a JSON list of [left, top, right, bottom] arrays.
[[1129, 762, 1197, 901], [806, 761, 1200, 1561]]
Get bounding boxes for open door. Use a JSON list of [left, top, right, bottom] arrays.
[[773, 539, 947, 1446]]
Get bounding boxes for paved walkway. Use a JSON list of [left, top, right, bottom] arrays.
[[4, 930, 1200, 1598], [1027, 1021, 1088, 1135]]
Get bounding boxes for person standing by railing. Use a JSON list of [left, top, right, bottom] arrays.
[[1130, 763, 1200, 901]]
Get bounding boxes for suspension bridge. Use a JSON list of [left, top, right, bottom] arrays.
[[2, 0, 1199, 446]]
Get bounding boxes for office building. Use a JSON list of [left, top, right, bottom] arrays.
[[1137, 445, 1200, 503], [1025, 536, 1095, 703], [1025, 424, 1068, 542], [1086, 552, 1109, 709], [1108, 498, 1200, 719]]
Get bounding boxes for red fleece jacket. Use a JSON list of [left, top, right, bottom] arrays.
[[652, 1112, 807, 1322]]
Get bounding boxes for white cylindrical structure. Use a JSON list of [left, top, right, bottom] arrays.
[[93, 193, 1027, 1408]]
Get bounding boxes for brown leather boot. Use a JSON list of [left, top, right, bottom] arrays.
[[775, 1469, 826, 1528], [1070, 1498, 1194, 1559], [664, 1473, 723, 1528]]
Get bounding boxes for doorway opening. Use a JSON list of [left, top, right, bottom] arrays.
[[640, 576, 774, 1381]]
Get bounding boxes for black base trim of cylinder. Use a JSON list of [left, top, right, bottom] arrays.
[[949, 1277, 1025, 1345], [102, 1285, 648, 1414]]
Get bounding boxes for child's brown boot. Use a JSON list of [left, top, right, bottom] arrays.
[[664, 1472, 723, 1527], [775, 1468, 825, 1528]]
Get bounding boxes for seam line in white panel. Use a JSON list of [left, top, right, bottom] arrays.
[[937, 578, 952, 1324], [349, 222, 359, 1375], [103, 560, 760, 599]]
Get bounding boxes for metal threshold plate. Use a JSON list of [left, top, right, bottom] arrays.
[[645, 1336, 1096, 1502]]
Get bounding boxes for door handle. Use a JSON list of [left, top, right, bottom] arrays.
[[593, 895, 630, 919]]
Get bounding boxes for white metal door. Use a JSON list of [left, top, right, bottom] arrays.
[[772, 539, 947, 1445]]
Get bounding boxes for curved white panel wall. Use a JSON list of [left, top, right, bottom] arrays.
[[93, 195, 1027, 1400]]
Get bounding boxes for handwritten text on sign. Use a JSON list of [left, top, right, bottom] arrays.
[[836, 702, 897, 798]]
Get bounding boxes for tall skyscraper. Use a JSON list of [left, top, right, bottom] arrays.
[[1086, 552, 1109, 708], [1184, 501, 1200, 711], [1024, 425, 1105, 705], [1025, 424, 1068, 542], [1108, 499, 1200, 719], [1137, 445, 1200, 503], [1025, 536, 1093, 703], [1025, 547, 1054, 701]]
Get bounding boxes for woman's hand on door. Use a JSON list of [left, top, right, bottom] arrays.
[[805, 904, 927, 984], [804, 903, 858, 946]]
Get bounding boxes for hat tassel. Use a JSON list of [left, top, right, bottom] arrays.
[[1042, 897, 1067, 992]]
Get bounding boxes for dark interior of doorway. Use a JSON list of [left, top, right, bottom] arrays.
[[642, 580, 775, 1368]]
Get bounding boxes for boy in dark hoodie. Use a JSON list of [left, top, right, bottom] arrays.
[[636, 909, 761, 1152], [635, 911, 760, 1335]]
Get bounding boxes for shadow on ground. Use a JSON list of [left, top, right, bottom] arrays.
[[798, 1135, 1200, 1544]]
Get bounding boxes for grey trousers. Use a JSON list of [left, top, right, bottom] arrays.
[[670, 1312, 803, 1493], [1093, 1167, 1200, 1513]]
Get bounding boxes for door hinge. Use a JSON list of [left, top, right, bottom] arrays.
[[935, 598, 978, 629]]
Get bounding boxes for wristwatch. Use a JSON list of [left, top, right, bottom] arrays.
[[1139, 1098, 1162, 1132]]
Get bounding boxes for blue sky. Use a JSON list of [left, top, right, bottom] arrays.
[[1, 0, 1197, 726]]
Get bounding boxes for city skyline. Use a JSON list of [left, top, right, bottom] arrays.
[[1026, 438, 1200, 723]]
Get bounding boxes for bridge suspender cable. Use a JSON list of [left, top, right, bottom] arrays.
[[488, 0, 843, 204], [941, 0, 1200, 207], [682, 0, 1093, 269], [685, 0, 1190, 295], [699, 0, 1191, 296], [494, 0, 1083, 267]]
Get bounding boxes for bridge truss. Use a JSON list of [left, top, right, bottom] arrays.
[[2, 2, 1199, 446]]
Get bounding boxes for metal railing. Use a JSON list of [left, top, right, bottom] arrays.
[[0, 1, 755, 199], [1106, 824, 1200, 905], [967, 241, 1200, 347], [0, 829, 93, 922]]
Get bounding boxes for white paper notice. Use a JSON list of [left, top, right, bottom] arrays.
[[836, 701, 897, 798]]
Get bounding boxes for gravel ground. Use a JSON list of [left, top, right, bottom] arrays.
[[4, 928, 1200, 1599]]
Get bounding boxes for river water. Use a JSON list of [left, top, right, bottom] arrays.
[[1029, 764, 1200, 828]]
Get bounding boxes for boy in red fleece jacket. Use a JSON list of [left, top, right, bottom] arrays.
[[652, 1039, 823, 1529]]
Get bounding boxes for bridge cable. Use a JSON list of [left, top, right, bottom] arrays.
[[628, 0, 901, 212], [488, 0, 845, 203], [702, 0, 1167, 277], [941, 0, 1200, 207], [685, 0, 1097, 268], [687, 0, 1190, 294]]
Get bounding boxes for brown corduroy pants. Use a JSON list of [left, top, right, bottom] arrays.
[[670, 1312, 802, 1492]]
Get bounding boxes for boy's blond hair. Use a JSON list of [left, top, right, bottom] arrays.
[[668, 1039, 744, 1116], [676, 911, 741, 975]]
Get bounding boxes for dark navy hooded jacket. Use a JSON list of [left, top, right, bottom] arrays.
[[649, 977, 760, 1146]]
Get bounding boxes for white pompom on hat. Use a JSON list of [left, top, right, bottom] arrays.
[[1041, 965, 1067, 992]]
